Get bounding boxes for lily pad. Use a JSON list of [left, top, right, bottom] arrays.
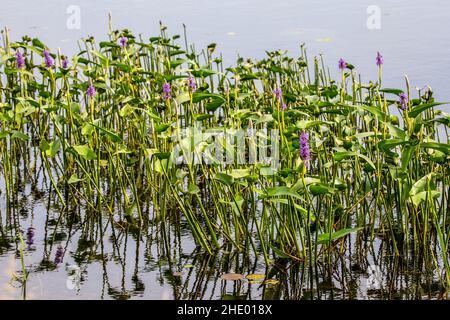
[[221, 273, 244, 281]]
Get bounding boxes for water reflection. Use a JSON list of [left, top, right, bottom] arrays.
[[0, 183, 447, 300]]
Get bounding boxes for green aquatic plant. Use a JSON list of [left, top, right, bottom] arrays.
[[0, 22, 449, 295]]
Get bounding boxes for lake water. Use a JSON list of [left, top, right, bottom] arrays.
[[0, 0, 449, 300], [1, 0, 450, 107]]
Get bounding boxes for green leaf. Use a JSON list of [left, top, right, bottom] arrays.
[[317, 227, 363, 244], [214, 172, 234, 187], [380, 88, 404, 96], [175, 92, 191, 105], [240, 73, 259, 81], [410, 191, 440, 207], [73, 144, 97, 160], [191, 68, 217, 77], [46, 139, 61, 157], [356, 105, 388, 121], [310, 183, 335, 196], [169, 58, 186, 69], [420, 142, 450, 155], [410, 173, 436, 196], [0, 131, 10, 139], [68, 174, 84, 184], [187, 182, 200, 194], [153, 152, 170, 160], [296, 120, 330, 130], [260, 166, 276, 176], [270, 245, 290, 259], [90, 50, 110, 66], [11, 130, 29, 141], [32, 38, 45, 49], [387, 124, 406, 140], [81, 123, 95, 137], [378, 139, 407, 153], [408, 102, 448, 118], [194, 113, 214, 121], [401, 144, 418, 172], [229, 169, 251, 179], [89, 122, 122, 143], [333, 151, 376, 170], [192, 92, 225, 104], [99, 41, 121, 49], [205, 98, 224, 112], [155, 124, 171, 133], [260, 186, 303, 201]]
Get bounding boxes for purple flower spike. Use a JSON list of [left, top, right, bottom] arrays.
[[43, 50, 54, 68], [16, 50, 25, 69], [273, 87, 282, 101], [299, 131, 310, 167], [163, 82, 171, 101], [26, 227, 34, 246], [87, 84, 96, 98], [376, 52, 383, 67], [54, 245, 64, 264], [338, 58, 346, 71], [188, 75, 197, 92], [119, 36, 127, 48], [274, 86, 287, 110], [399, 93, 408, 110], [62, 57, 69, 69]]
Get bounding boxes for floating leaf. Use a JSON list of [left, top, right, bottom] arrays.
[[246, 274, 265, 281], [221, 273, 244, 281], [264, 279, 280, 285]]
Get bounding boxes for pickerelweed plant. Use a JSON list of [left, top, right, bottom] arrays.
[[0, 22, 449, 292]]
